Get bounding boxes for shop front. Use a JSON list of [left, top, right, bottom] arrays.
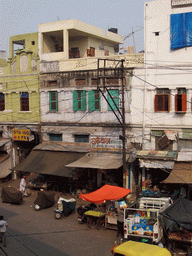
[[162, 148, 192, 200], [137, 150, 177, 193], [14, 141, 91, 192], [12, 127, 41, 178], [66, 149, 137, 190]]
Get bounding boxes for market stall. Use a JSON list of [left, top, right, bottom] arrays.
[[79, 184, 131, 230], [160, 197, 192, 254]]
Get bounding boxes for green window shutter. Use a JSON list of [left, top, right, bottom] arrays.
[[88, 90, 95, 111], [95, 90, 100, 111], [55, 92, 58, 111], [73, 91, 78, 111], [108, 90, 119, 111], [81, 90, 86, 111], [49, 91, 58, 111]]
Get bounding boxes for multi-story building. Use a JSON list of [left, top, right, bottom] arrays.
[[130, 0, 192, 195], [0, 33, 41, 177], [34, 19, 143, 190]]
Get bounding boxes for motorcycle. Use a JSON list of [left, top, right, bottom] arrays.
[[77, 203, 97, 224]]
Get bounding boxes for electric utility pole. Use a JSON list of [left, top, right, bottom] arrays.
[[97, 59, 133, 188]]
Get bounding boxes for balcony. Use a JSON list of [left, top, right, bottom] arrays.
[[40, 53, 144, 73]]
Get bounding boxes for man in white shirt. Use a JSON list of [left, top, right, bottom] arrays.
[[0, 216, 8, 247], [20, 176, 27, 196]]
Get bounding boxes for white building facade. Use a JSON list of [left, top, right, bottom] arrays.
[[130, 0, 192, 191], [131, 0, 192, 151], [38, 19, 143, 190]]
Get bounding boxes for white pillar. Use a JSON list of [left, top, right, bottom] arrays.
[[63, 29, 69, 60]]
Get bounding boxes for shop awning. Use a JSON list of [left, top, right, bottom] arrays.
[[80, 184, 131, 203], [14, 150, 86, 177], [139, 159, 174, 169], [137, 150, 178, 160], [0, 139, 11, 148], [163, 162, 192, 184], [0, 154, 11, 178], [66, 150, 136, 170]]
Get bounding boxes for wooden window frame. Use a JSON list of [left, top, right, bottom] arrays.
[[87, 47, 95, 57], [107, 89, 119, 111], [88, 90, 100, 111], [175, 94, 187, 113], [73, 90, 86, 111], [49, 91, 58, 112], [154, 94, 170, 112], [20, 92, 29, 111]]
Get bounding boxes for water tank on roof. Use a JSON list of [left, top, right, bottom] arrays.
[[108, 28, 118, 34]]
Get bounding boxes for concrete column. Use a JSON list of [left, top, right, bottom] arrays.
[[63, 29, 69, 60]]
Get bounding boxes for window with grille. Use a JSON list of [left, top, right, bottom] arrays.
[[154, 89, 170, 112], [49, 91, 58, 111], [88, 90, 100, 111], [49, 133, 62, 141], [73, 90, 86, 111], [20, 92, 29, 111], [0, 93, 5, 111], [175, 88, 187, 113], [74, 135, 89, 143], [107, 89, 119, 111]]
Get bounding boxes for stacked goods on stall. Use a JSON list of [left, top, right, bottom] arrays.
[[124, 197, 172, 244]]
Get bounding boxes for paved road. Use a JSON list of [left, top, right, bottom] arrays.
[[0, 187, 117, 256]]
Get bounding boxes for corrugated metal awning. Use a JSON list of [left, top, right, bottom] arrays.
[[137, 150, 177, 160], [0, 154, 11, 178], [66, 150, 136, 170], [0, 139, 11, 148], [177, 148, 192, 161], [163, 162, 192, 184], [139, 159, 174, 169], [14, 150, 87, 177]]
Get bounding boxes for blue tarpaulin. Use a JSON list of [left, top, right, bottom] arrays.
[[171, 12, 192, 50]]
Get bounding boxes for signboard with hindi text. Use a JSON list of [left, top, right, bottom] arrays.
[[172, 0, 192, 7], [12, 129, 30, 141]]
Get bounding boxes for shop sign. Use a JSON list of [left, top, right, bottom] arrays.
[[91, 137, 111, 145], [172, 0, 192, 7], [12, 129, 30, 141], [181, 129, 192, 139], [151, 130, 163, 136]]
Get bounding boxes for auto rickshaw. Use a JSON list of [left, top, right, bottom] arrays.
[[111, 241, 171, 256], [54, 197, 76, 219], [34, 191, 55, 211], [1, 187, 23, 204]]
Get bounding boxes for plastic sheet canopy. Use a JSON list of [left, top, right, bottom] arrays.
[[79, 184, 131, 203]]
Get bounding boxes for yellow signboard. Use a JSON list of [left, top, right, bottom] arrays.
[[12, 129, 30, 141]]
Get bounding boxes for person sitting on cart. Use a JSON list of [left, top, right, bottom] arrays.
[[0, 216, 8, 247]]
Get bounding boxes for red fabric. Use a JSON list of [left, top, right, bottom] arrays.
[[79, 185, 131, 203]]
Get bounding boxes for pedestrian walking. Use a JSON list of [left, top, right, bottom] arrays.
[[0, 216, 8, 247], [116, 201, 124, 238], [20, 176, 28, 197]]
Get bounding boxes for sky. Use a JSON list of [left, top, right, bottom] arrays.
[[0, 0, 146, 57]]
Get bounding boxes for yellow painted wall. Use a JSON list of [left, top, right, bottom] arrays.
[[0, 32, 40, 123]]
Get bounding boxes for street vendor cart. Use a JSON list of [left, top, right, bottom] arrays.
[[79, 184, 131, 230], [84, 210, 105, 229]]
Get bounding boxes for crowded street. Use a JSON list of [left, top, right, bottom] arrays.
[[0, 179, 117, 256]]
